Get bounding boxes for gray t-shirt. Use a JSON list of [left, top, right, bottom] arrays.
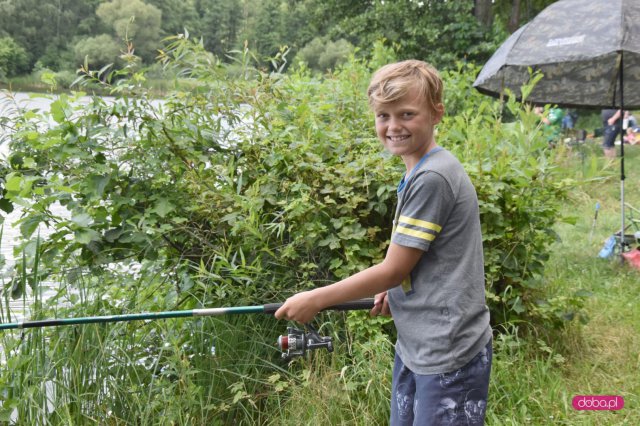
[[388, 148, 492, 375]]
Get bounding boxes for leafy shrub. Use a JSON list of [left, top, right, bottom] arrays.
[[2, 37, 584, 328], [0, 36, 588, 423], [73, 34, 122, 70], [294, 37, 355, 72], [0, 36, 30, 77], [442, 63, 584, 327]]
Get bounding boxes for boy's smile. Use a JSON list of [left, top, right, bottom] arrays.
[[374, 87, 444, 172]]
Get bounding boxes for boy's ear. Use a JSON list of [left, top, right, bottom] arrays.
[[433, 103, 445, 124]]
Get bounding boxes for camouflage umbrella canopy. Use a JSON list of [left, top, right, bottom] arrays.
[[473, 0, 640, 253], [473, 0, 640, 108]]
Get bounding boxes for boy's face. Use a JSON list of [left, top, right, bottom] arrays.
[[373, 86, 443, 171]]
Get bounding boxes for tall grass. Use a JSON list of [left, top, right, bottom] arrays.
[[0, 258, 296, 424], [485, 140, 640, 425]]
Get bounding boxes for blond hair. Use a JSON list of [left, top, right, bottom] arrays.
[[367, 60, 443, 114]]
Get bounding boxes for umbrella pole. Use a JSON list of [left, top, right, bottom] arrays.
[[619, 51, 626, 256]]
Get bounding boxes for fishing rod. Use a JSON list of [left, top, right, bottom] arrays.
[[0, 298, 375, 360]]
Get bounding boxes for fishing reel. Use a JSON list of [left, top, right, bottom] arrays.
[[277, 324, 333, 360]]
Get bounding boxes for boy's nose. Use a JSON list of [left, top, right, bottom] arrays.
[[388, 116, 402, 130]]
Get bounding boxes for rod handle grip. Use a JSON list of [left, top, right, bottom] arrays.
[[263, 298, 375, 315]]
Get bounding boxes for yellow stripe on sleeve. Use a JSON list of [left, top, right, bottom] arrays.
[[398, 215, 442, 232], [395, 225, 436, 241]]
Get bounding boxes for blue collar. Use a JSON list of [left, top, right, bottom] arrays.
[[397, 147, 443, 193]]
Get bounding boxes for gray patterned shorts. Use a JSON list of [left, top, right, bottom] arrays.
[[390, 340, 492, 425]]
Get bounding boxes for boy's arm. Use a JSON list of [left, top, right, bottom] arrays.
[[274, 242, 423, 323]]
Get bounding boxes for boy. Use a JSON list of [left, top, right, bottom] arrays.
[[275, 60, 492, 425]]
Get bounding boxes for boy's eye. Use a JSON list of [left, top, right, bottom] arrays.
[[402, 112, 415, 118]]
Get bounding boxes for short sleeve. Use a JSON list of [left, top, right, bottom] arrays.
[[392, 171, 455, 252]]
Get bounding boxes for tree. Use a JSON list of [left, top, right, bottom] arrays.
[[0, 0, 104, 71], [73, 35, 122, 70], [243, 0, 286, 61], [508, 0, 522, 33], [0, 37, 29, 78], [193, 0, 242, 59], [489, 0, 558, 34], [146, 0, 200, 37], [474, 0, 494, 28], [295, 37, 354, 72], [97, 0, 163, 64], [310, 0, 491, 69]]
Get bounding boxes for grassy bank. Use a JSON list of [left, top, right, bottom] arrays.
[[485, 140, 640, 425]]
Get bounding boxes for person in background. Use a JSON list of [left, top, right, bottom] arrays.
[[624, 110, 637, 129], [601, 109, 621, 158], [534, 105, 564, 146], [622, 111, 639, 145], [624, 125, 640, 145], [275, 60, 492, 425], [561, 108, 578, 132]]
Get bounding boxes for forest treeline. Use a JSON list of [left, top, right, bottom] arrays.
[[0, 0, 556, 81]]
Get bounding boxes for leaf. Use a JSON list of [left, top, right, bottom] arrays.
[[74, 229, 101, 244], [0, 407, 15, 422], [153, 198, 175, 218], [511, 298, 526, 314], [50, 100, 67, 123], [104, 228, 124, 243], [71, 213, 92, 227], [19, 214, 45, 238], [574, 290, 593, 298], [232, 390, 247, 404], [0, 198, 14, 214], [8, 277, 25, 299], [5, 174, 23, 192], [118, 231, 147, 244], [86, 174, 110, 200], [267, 374, 281, 383]]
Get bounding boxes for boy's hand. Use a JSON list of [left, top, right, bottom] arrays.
[[370, 291, 391, 317], [274, 291, 321, 324]]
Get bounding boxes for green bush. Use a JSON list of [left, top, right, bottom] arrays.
[[441, 63, 584, 327], [294, 37, 355, 72], [0, 36, 30, 77], [2, 37, 584, 330], [73, 34, 121, 70]]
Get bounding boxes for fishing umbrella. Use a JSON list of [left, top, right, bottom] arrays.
[[473, 0, 640, 252]]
